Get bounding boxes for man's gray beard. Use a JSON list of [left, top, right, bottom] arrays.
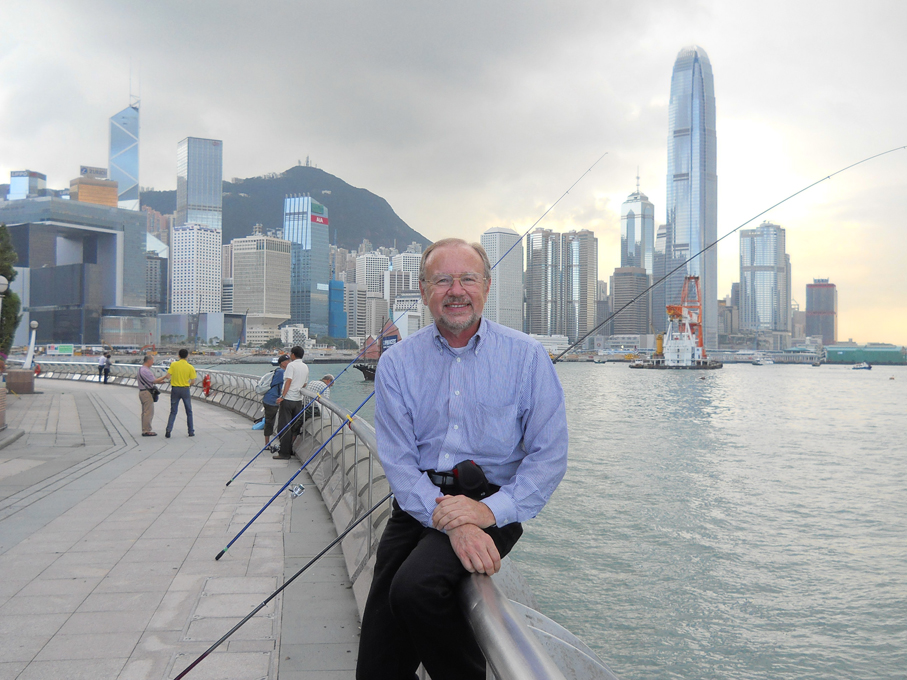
[[436, 297, 479, 333]]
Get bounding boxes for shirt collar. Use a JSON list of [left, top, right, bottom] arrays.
[[432, 317, 489, 355]]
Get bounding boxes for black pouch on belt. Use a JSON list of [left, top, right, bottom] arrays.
[[453, 460, 492, 500]]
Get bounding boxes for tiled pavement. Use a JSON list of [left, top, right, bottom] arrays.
[[0, 379, 359, 680]]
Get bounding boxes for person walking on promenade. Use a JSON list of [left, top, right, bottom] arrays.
[[262, 354, 290, 450], [98, 353, 106, 382], [274, 346, 308, 460], [103, 353, 112, 383], [137, 353, 165, 437], [161, 348, 197, 438], [356, 238, 568, 680]]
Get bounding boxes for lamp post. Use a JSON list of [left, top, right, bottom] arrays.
[[23, 320, 39, 370]]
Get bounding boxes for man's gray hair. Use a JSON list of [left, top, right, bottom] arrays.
[[143, 354, 154, 363], [419, 238, 492, 283]]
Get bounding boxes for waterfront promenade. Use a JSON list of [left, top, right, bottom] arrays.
[[0, 379, 358, 680]]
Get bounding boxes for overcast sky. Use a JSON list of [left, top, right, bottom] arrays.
[[3, 0, 906, 344]]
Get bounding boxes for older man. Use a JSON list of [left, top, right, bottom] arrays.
[[356, 238, 568, 680]]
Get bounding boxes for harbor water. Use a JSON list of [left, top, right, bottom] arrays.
[[209, 360, 907, 679]]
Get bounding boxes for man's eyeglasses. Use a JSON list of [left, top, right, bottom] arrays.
[[425, 273, 485, 290]]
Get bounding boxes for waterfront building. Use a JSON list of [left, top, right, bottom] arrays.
[[391, 251, 421, 283], [525, 228, 563, 337], [365, 291, 389, 337], [562, 229, 598, 343], [176, 137, 222, 229], [159, 312, 243, 346], [109, 102, 140, 210], [231, 232, 291, 343], [739, 221, 791, 333], [69, 176, 118, 207], [344, 281, 368, 338], [221, 278, 234, 314], [356, 252, 390, 295], [0, 197, 148, 345], [7, 170, 47, 200], [328, 280, 347, 338], [610, 267, 650, 335], [621, 182, 655, 273], [806, 279, 837, 346], [666, 45, 718, 347], [383, 270, 413, 310], [169, 223, 222, 314], [146, 250, 168, 315], [595, 280, 610, 336], [392, 290, 425, 339], [284, 195, 330, 336], [481, 226, 523, 332], [280, 324, 311, 348]]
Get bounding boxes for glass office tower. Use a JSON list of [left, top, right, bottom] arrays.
[[284, 195, 330, 336], [739, 221, 791, 332], [481, 226, 523, 332], [666, 45, 718, 347], [176, 138, 223, 229], [806, 279, 837, 345], [109, 103, 140, 210]]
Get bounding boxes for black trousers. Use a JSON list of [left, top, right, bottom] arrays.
[[277, 399, 303, 457], [356, 500, 522, 680]]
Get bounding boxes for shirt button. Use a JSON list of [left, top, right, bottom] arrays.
[[455, 390, 460, 396], [456, 357, 461, 363], [453, 425, 459, 430], [445, 454, 450, 459]]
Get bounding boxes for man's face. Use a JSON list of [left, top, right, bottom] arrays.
[[420, 244, 490, 335], [280, 360, 290, 370]]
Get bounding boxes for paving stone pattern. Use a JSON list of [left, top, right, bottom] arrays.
[[0, 379, 359, 680]]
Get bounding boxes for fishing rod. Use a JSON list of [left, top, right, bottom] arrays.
[[215, 390, 373, 560], [224, 152, 609, 486], [553, 144, 907, 362], [175, 492, 393, 680]]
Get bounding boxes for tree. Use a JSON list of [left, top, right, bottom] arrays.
[[0, 224, 21, 357], [261, 337, 283, 350]]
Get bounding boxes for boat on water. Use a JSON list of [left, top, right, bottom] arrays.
[[630, 276, 723, 370], [752, 354, 774, 366], [852, 362, 872, 370]]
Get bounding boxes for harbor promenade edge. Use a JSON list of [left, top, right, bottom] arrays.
[[0, 378, 357, 680]]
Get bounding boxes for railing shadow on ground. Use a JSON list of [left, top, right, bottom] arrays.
[[21, 360, 618, 680]]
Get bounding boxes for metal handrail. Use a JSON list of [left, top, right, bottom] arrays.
[[462, 574, 567, 680]]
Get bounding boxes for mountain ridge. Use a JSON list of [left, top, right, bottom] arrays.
[[140, 165, 430, 251]]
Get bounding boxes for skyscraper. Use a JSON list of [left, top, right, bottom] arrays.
[[176, 137, 223, 229], [610, 267, 650, 335], [109, 103, 140, 210], [284, 195, 330, 336], [524, 228, 562, 337], [666, 45, 718, 347], [480, 227, 523, 332], [620, 182, 655, 331], [739, 221, 791, 333], [806, 279, 837, 345], [232, 232, 291, 345], [562, 230, 598, 343], [169, 223, 222, 314], [356, 252, 391, 295]]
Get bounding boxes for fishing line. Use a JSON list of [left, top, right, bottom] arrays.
[[175, 492, 392, 679], [215, 390, 374, 560], [553, 144, 907, 362]]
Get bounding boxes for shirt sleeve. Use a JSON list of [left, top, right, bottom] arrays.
[[480, 342, 568, 527], [374, 352, 441, 528]]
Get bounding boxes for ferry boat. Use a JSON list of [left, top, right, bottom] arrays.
[[852, 362, 872, 370], [752, 354, 774, 366], [630, 276, 723, 370]]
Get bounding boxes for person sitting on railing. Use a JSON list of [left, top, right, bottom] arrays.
[[357, 238, 569, 680]]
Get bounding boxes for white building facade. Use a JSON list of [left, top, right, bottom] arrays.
[[169, 223, 222, 313], [481, 227, 523, 332]]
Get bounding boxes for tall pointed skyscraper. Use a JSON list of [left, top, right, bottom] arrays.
[[109, 100, 140, 210], [666, 45, 718, 347]]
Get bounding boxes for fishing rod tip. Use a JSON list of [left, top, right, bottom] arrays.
[[215, 549, 226, 561], [225, 479, 232, 487]]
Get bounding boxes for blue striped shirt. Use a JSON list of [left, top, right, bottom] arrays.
[[374, 318, 568, 528]]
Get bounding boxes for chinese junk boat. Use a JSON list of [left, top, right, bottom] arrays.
[[630, 276, 723, 370]]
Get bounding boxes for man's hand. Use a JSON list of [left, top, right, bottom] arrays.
[[433, 495, 496, 532], [447, 524, 501, 574]]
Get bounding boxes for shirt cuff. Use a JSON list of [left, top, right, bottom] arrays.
[[481, 491, 516, 528]]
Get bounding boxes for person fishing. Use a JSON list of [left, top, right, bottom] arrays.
[[356, 238, 569, 680]]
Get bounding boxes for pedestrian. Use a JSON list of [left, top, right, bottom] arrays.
[[262, 354, 290, 451], [103, 353, 112, 383], [97, 353, 106, 382], [273, 346, 308, 459], [161, 348, 197, 438], [356, 238, 568, 680], [137, 353, 165, 436]]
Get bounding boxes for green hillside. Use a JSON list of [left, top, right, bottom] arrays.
[[140, 165, 429, 251]]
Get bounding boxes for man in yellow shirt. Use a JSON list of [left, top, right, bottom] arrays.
[[162, 348, 198, 438]]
